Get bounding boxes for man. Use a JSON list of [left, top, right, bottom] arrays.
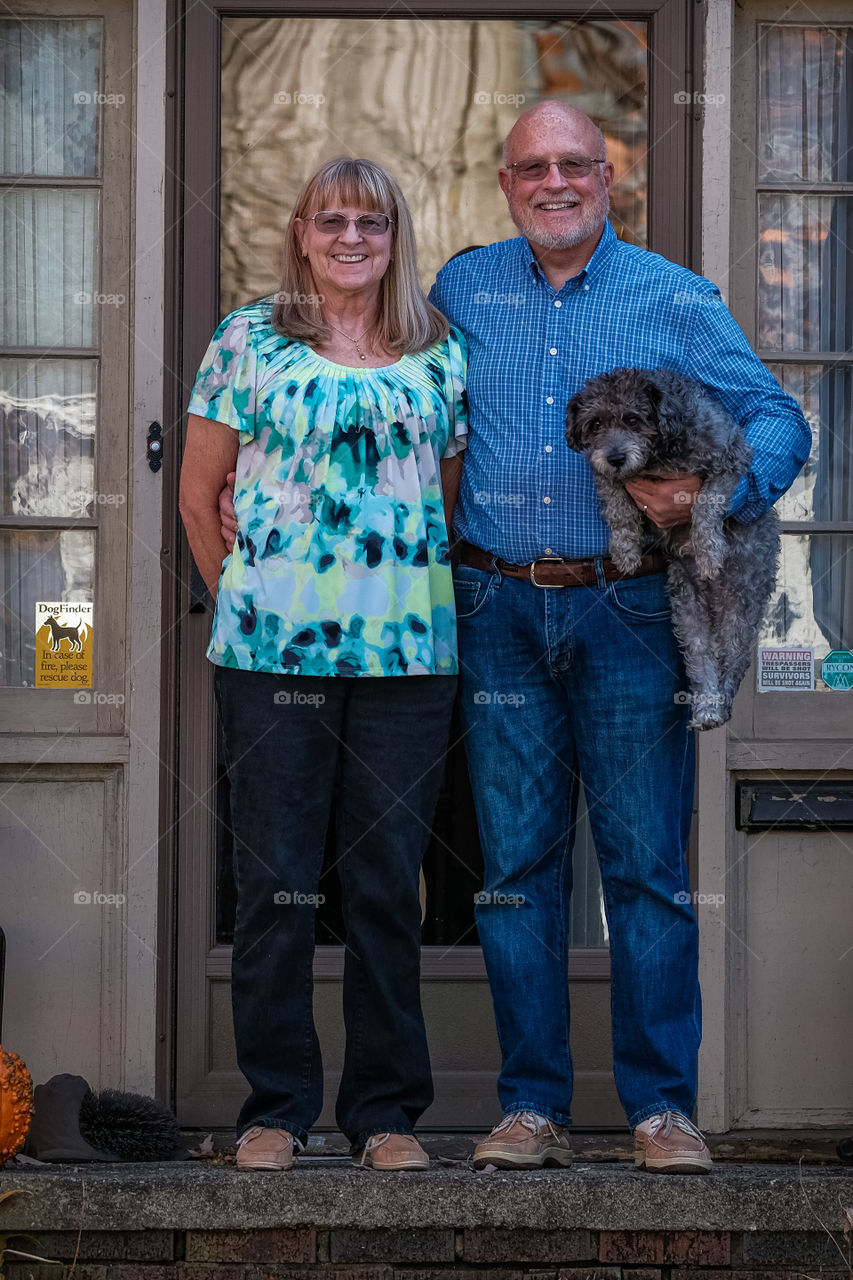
[[430, 101, 810, 1174]]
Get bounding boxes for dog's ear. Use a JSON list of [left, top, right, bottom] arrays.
[[647, 374, 685, 439], [565, 395, 586, 451]]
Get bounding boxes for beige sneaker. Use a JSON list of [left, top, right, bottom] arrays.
[[236, 1125, 299, 1170], [634, 1111, 712, 1174], [472, 1110, 573, 1170], [356, 1132, 429, 1170]]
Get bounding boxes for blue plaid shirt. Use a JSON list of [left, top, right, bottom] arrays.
[[429, 220, 811, 562]]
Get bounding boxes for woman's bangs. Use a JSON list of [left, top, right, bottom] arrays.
[[313, 163, 393, 215]]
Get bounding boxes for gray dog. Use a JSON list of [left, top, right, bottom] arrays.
[[566, 367, 779, 730]]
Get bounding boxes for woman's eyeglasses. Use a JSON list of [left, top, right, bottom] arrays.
[[307, 211, 395, 235], [506, 156, 606, 181]]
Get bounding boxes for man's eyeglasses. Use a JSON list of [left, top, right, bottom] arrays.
[[506, 156, 606, 181], [306, 211, 395, 236]]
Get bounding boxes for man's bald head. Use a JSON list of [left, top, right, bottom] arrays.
[[502, 102, 607, 167]]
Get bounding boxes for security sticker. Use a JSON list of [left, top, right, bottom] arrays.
[[757, 647, 814, 691], [820, 650, 853, 692], [35, 602, 93, 689]]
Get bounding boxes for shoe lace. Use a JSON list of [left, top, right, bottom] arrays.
[[236, 1125, 303, 1152], [493, 1110, 560, 1141], [645, 1111, 705, 1141]]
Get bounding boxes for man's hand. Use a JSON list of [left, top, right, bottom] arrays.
[[219, 471, 237, 548], [624, 474, 701, 529]]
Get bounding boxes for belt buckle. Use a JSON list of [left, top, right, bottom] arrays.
[[529, 556, 566, 588]]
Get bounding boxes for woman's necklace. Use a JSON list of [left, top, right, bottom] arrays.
[[325, 319, 372, 361]]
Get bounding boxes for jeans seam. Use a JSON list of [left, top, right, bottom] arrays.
[[629, 1102, 694, 1130]]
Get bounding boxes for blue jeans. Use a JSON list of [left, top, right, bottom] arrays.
[[453, 561, 699, 1129], [214, 666, 457, 1149]]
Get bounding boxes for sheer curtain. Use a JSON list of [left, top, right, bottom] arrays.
[[0, 18, 101, 685]]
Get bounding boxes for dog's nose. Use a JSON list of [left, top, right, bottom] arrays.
[[606, 449, 627, 466]]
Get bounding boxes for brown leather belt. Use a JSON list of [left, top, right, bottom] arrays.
[[458, 541, 667, 588]]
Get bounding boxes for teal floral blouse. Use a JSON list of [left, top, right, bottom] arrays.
[[188, 300, 468, 677]]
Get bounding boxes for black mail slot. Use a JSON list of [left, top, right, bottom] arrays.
[[736, 781, 853, 831]]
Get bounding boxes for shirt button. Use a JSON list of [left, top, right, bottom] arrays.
[[543, 496, 552, 505], [583, 284, 590, 292], [545, 445, 553, 453], [554, 300, 562, 308], [549, 347, 558, 355], [546, 396, 554, 405], [545, 547, 553, 554]]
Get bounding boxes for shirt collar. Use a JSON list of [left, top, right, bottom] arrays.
[[519, 218, 617, 287]]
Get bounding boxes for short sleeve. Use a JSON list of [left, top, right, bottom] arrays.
[[440, 324, 469, 459], [187, 310, 257, 437]]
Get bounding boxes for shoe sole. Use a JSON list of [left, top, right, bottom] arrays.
[[472, 1149, 573, 1170], [635, 1152, 711, 1174], [354, 1156, 430, 1170], [237, 1158, 295, 1171]]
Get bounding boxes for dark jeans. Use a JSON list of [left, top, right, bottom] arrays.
[[214, 666, 457, 1149]]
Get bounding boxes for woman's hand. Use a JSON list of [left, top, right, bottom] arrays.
[[179, 415, 240, 600]]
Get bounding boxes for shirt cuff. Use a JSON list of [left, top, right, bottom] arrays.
[[442, 433, 468, 459]]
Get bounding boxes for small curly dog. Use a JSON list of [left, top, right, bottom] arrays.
[[565, 367, 779, 730]]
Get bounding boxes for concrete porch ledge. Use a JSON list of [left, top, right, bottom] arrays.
[[1, 1161, 852, 1232]]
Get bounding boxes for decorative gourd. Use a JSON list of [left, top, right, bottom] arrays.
[[0, 1048, 34, 1164]]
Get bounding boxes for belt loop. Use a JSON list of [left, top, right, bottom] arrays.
[[594, 556, 608, 590], [489, 552, 502, 580]]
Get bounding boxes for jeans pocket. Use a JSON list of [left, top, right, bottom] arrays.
[[453, 565, 498, 620], [608, 572, 672, 621]]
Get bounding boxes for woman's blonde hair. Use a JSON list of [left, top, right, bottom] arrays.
[[272, 156, 449, 353]]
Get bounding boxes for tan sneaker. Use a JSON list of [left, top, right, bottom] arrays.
[[634, 1111, 712, 1174], [472, 1110, 573, 1170], [356, 1132, 429, 1170], [236, 1125, 298, 1170]]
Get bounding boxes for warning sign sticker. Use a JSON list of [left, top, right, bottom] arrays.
[[757, 647, 815, 692], [35, 602, 93, 689]]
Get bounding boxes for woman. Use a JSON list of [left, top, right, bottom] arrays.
[[180, 157, 467, 1172]]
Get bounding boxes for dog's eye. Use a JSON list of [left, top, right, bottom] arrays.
[[623, 413, 640, 427], [588, 416, 601, 429]]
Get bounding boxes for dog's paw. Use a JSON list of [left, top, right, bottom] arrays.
[[688, 693, 732, 730]]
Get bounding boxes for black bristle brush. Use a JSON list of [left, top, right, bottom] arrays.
[[78, 1088, 182, 1161]]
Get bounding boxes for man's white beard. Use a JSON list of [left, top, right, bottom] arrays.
[[515, 189, 610, 251]]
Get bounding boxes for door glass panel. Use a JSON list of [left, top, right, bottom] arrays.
[[767, 364, 851, 522], [0, 18, 101, 178], [0, 190, 100, 347], [1, 359, 97, 516], [758, 26, 852, 183], [757, 195, 853, 353], [0, 529, 94, 686], [219, 16, 647, 313], [759, 534, 853, 673], [216, 16, 648, 950]]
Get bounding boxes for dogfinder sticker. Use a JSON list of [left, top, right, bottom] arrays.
[[35, 602, 93, 689], [757, 647, 815, 692]]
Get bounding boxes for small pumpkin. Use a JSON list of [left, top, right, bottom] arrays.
[[0, 1048, 34, 1165]]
